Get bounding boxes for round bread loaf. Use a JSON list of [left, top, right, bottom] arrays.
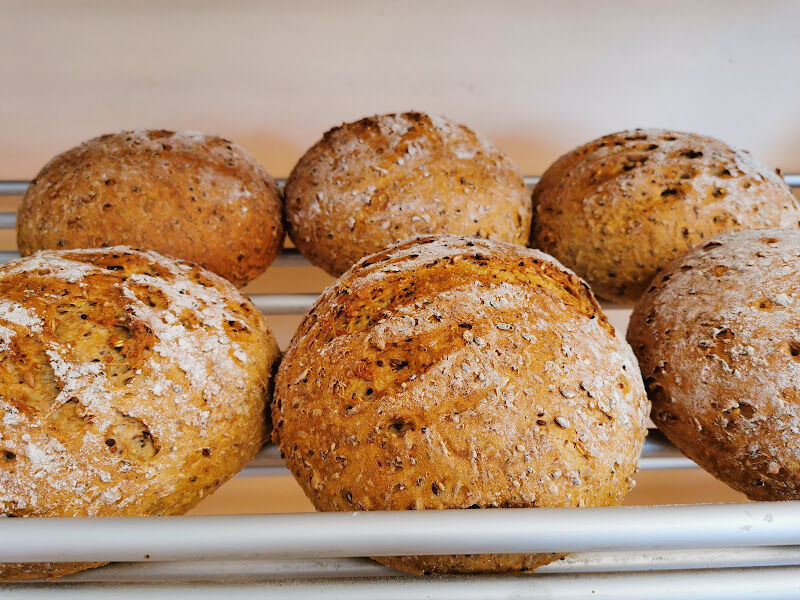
[[531, 129, 800, 304], [0, 247, 279, 581], [284, 112, 531, 276], [17, 130, 284, 287], [628, 228, 800, 500], [273, 234, 648, 574]]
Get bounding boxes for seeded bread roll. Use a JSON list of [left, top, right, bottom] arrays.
[[531, 129, 800, 304], [628, 228, 800, 500], [0, 247, 279, 581], [273, 234, 648, 574], [285, 112, 531, 276], [17, 130, 284, 287]]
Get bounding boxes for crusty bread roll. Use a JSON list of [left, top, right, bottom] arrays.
[[628, 228, 800, 500], [531, 129, 800, 304], [273, 234, 648, 574], [17, 130, 284, 287], [0, 247, 279, 581], [285, 112, 531, 276]]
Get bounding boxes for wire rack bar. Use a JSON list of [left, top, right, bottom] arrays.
[[0, 279, 681, 329], [0, 248, 311, 269], [0, 173, 798, 227], [634, 429, 695, 469], [10, 567, 800, 600], [36, 546, 800, 583], [0, 254, 638, 316], [248, 292, 318, 314], [1, 502, 797, 563], [1, 173, 800, 196], [243, 429, 694, 478], [0, 180, 29, 196]]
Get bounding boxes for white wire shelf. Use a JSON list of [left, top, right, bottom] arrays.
[[50, 547, 800, 582], [0, 174, 798, 227], [10, 502, 799, 563], [6, 567, 800, 600], [244, 428, 693, 478], [1, 175, 799, 596], [5, 505, 800, 598]]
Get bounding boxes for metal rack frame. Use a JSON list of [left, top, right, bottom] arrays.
[[2, 176, 800, 598]]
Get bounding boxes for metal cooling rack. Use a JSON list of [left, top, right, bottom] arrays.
[[1, 176, 800, 599]]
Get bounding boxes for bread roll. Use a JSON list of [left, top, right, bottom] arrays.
[[17, 130, 284, 287], [0, 247, 279, 581], [285, 112, 531, 276], [531, 129, 800, 304], [274, 234, 648, 574], [628, 228, 800, 500]]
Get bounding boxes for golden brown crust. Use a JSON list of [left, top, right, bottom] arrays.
[[0, 247, 280, 581], [285, 112, 531, 276], [628, 228, 800, 500], [17, 130, 284, 287], [0, 562, 105, 582], [274, 234, 648, 574], [531, 129, 800, 304], [376, 552, 564, 575]]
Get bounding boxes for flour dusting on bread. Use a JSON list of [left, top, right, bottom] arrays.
[[628, 228, 800, 500], [275, 234, 648, 575], [285, 112, 530, 275], [0, 246, 280, 581], [532, 129, 799, 303], [17, 130, 284, 287]]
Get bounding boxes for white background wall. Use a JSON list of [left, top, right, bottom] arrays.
[[2, 0, 799, 178]]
